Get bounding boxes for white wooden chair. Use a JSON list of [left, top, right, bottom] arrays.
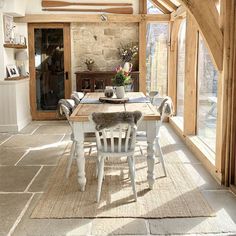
[[137, 97, 173, 177], [60, 101, 95, 178], [71, 91, 85, 105], [90, 112, 142, 203]]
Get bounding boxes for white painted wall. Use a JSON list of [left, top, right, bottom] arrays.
[[0, 0, 29, 79], [2, 0, 28, 16], [0, 79, 31, 132]]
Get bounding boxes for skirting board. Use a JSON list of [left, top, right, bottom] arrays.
[[0, 116, 32, 133]]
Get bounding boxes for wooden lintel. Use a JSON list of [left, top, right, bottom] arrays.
[[151, 0, 171, 14], [145, 14, 170, 22], [178, 0, 223, 71], [170, 5, 186, 21], [14, 13, 171, 23], [14, 14, 142, 23]]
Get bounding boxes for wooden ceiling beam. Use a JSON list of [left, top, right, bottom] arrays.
[[178, 0, 223, 71], [160, 0, 178, 11], [151, 0, 171, 14]]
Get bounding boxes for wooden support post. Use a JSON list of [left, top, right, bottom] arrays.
[[216, 0, 236, 185], [139, 0, 147, 14], [139, 16, 147, 94], [139, 0, 147, 94], [168, 19, 182, 113], [183, 13, 198, 135]]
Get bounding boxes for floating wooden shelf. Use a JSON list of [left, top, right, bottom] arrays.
[[5, 76, 29, 81], [3, 43, 27, 49]]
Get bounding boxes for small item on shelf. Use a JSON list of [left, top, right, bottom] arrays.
[[6, 64, 20, 78], [104, 86, 114, 98], [15, 50, 28, 76]]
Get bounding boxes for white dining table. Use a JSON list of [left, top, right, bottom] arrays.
[[70, 92, 160, 191]]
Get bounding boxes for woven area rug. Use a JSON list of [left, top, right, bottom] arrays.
[[31, 154, 214, 219]]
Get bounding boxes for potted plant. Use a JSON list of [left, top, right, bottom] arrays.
[[112, 65, 131, 99]]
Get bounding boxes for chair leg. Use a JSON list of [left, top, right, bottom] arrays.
[[155, 138, 167, 177], [66, 141, 76, 178], [127, 156, 137, 201], [95, 155, 100, 178], [96, 156, 105, 203], [88, 145, 93, 156]]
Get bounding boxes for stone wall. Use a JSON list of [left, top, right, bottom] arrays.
[[71, 22, 139, 90]]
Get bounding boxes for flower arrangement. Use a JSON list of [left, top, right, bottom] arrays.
[[118, 42, 138, 63], [85, 58, 94, 71], [85, 58, 94, 66], [112, 65, 132, 87]]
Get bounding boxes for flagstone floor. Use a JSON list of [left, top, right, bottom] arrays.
[[0, 121, 236, 236]]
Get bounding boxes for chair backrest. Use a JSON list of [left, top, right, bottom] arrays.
[[90, 111, 142, 154], [94, 123, 137, 154], [58, 99, 75, 128], [71, 91, 84, 105]]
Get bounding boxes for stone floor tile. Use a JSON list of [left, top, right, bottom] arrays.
[[18, 143, 67, 166], [12, 194, 92, 236], [0, 166, 40, 192], [202, 190, 236, 224], [149, 210, 236, 235], [0, 193, 32, 236], [0, 133, 12, 145], [2, 134, 63, 148], [91, 218, 148, 235], [19, 123, 41, 134], [28, 166, 55, 192], [0, 147, 26, 166], [182, 163, 224, 190], [33, 124, 71, 135]]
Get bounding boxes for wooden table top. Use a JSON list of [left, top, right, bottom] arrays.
[[70, 92, 160, 122]]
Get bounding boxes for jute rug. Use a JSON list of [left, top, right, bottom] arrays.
[[31, 154, 214, 219]]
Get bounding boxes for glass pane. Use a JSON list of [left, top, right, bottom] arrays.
[[176, 19, 186, 121], [35, 28, 64, 111], [146, 23, 169, 97], [197, 34, 219, 153], [147, 0, 163, 14]]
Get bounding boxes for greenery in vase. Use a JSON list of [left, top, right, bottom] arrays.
[[118, 42, 138, 63], [112, 65, 131, 87]]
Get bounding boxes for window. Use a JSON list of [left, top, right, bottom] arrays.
[[146, 23, 169, 96], [197, 34, 219, 153], [176, 19, 186, 121]]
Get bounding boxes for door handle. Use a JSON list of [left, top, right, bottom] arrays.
[[65, 71, 69, 80]]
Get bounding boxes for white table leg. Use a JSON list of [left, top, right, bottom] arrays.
[[74, 124, 86, 192], [146, 121, 157, 189]]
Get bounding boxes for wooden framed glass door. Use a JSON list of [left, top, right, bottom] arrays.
[[28, 23, 71, 120]]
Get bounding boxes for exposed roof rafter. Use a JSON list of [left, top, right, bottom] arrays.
[[178, 0, 223, 70], [160, 0, 178, 11], [150, 0, 171, 14]]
